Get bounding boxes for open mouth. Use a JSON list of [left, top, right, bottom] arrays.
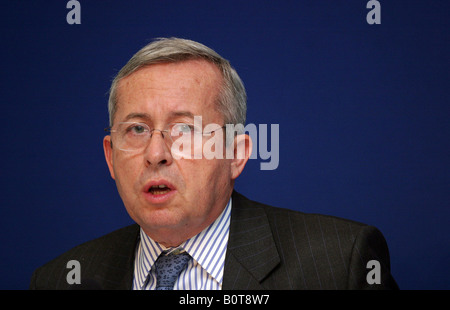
[[148, 184, 172, 195]]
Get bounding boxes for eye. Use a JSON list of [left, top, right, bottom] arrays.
[[171, 123, 194, 136], [128, 124, 148, 134]]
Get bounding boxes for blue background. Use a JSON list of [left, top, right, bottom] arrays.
[[1, 1, 449, 290]]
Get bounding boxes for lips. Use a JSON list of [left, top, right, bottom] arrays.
[[148, 184, 171, 195], [143, 180, 176, 204]]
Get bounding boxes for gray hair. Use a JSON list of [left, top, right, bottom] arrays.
[[108, 38, 247, 136]]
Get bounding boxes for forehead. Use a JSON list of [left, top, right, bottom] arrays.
[[114, 59, 223, 123]]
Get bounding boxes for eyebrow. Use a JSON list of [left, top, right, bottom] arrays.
[[123, 112, 151, 122], [122, 111, 196, 122]]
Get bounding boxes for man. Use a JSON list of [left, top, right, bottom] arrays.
[[30, 38, 398, 290]]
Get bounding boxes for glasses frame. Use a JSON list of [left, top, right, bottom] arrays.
[[104, 121, 227, 152]]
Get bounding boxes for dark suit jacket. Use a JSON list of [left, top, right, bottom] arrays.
[[30, 191, 398, 289]]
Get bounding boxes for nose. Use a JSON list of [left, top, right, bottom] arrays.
[[143, 130, 173, 167]]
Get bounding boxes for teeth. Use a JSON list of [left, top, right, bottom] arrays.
[[148, 184, 171, 195], [151, 185, 168, 189]]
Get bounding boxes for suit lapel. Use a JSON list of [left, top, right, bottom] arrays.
[[94, 224, 140, 290], [223, 191, 280, 289]]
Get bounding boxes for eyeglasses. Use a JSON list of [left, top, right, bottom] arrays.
[[105, 122, 225, 153]]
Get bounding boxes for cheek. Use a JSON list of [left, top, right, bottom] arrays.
[[113, 154, 142, 199], [181, 159, 231, 195]]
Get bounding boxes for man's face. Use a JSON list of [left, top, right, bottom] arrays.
[[103, 59, 246, 247]]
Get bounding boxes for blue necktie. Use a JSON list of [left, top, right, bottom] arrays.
[[155, 250, 191, 290]]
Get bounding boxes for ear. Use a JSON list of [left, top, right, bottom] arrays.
[[103, 136, 115, 180], [230, 134, 252, 180]]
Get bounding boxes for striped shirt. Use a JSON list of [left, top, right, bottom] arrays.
[[132, 198, 231, 290]]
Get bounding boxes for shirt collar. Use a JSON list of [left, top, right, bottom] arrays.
[[134, 198, 231, 289]]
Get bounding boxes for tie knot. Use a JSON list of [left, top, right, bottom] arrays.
[[155, 250, 191, 290]]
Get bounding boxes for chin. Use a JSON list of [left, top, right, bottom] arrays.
[[136, 206, 186, 230]]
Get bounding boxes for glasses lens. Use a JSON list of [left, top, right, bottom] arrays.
[[115, 122, 150, 151], [170, 123, 196, 139]]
